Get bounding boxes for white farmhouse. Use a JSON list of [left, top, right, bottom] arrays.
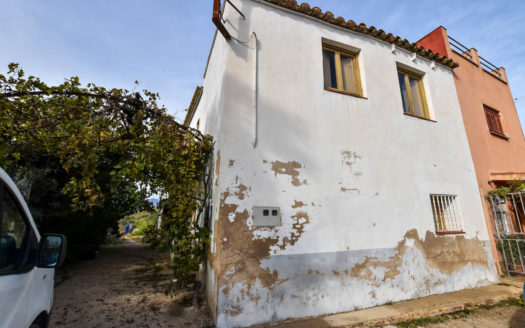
[[184, 1, 498, 327]]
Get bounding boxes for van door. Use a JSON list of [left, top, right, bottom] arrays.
[[0, 182, 37, 328]]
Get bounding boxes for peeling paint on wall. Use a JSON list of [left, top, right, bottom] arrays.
[[279, 211, 310, 249], [210, 187, 281, 300], [233, 184, 248, 200], [214, 151, 221, 187], [350, 229, 490, 286], [270, 160, 307, 186], [341, 187, 360, 194], [291, 200, 306, 208], [341, 150, 361, 172], [211, 179, 312, 315]]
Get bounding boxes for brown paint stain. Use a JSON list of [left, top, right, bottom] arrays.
[[270, 160, 305, 187], [291, 200, 306, 208], [262, 159, 268, 164], [307, 269, 314, 275], [349, 229, 490, 285], [333, 270, 340, 276], [228, 159, 235, 167], [341, 187, 360, 194]]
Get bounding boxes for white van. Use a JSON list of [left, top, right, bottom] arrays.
[[0, 168, 67, 328]]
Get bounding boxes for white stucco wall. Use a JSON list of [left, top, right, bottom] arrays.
[[191, 1, 498, 327]]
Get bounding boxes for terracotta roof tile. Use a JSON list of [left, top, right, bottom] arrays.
[[263, 0, 459, 68]]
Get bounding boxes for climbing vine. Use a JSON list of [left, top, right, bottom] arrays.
[[0, 63, 213, 284]]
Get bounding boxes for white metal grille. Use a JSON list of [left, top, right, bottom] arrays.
[[430, 194, 464, 233]]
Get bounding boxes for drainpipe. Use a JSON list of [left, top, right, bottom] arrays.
[[211, 0, 257, 148], [251, 32, 258, 148], [212, 0, 231, 40]]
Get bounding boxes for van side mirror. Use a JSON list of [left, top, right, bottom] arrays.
[[37, 234, 67, 268]]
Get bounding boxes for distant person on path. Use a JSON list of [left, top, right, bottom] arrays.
[[124, 224, 130, 235]]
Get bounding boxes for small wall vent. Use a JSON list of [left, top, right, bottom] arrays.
[[253, 206, 281, 227]]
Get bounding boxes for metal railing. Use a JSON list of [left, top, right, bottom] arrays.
[[488, 193, 525, 276], [448, 35, 503, 80], [448, 36, 473, 61], [479, 55, 503, 79]]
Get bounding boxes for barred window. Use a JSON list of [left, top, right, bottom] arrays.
[[430, 194, 464, 234]]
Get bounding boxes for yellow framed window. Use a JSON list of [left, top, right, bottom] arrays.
[[397, 69, 430, 119], [322, 45, 362, 96]]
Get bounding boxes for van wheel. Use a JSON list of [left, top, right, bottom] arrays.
[[30, 312, 49, 328]]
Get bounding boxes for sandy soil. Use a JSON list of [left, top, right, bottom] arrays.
[[50, 238, 212, 328], [419, 305, 525, 328], [384, 304, 525, 328]]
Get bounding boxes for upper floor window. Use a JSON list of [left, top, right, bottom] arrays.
[[398, 69, 430, 120], [322, 45, 362, 97], [484, 105, 507, 138]]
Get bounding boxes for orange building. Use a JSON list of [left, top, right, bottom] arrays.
[[418, 27, 525, 273]]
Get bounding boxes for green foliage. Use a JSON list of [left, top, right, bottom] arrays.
[[489, 180, 525, 196], [496, 235, 525, 267], [120, 211, 158, 236], [489, 187, 511, 197], [0, 63, 213, 283]]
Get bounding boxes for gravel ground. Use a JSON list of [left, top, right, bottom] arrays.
[[50, 238, 212, 328]]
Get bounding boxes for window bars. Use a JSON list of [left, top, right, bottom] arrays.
[[488, 192, 525, 276], [430, 194, 464, 234]]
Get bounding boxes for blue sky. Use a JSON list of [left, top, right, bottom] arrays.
[[1, 0, 524, 127]]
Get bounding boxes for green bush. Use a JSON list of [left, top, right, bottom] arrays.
[[120, 211, 159, 236]]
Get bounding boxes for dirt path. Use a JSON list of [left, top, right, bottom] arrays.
[[50, 238, 212, 328], [414, 305, 525, 328]]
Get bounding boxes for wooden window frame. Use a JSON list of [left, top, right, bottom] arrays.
[[397, 68, 430, 120], [484, 105, 508, 139], [322, 44, 363, 98]]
